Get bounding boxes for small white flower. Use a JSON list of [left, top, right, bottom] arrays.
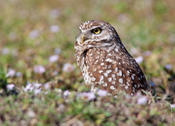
[[62, 63, 75, 72], [29, 30, 39, 39], [170, 104, 175, 109], [50, 25, 60, 33], [165, 64, 172, 71], [34, 83, 42, 88], [97, 89, 107, 97], [49, 55, 59, 63], [24, 82, 42, 94], [27, 110, 36, 118], [54, 48, 61, 54], [44, 83, 50, 90], [7, 84, 15, 91], [135, 56, 143, 64], [64, 90, 71, 97], [1, 48, 10, 55], [137, 96, 147, 105], [16, 72, 22, 77], [34, 65, 45, 74], [78, 92, 96, 101], [24, 83, 34, 92], [6, 69, 16, 77], [57, 89, 62, 94], [34, 88, 41, 95]]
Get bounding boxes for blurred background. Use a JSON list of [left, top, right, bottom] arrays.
[[0, 0, 175, 125], [0, 0, 175, 94]]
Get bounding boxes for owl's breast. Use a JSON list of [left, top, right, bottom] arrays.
[[76, 47, 105, 85], [81, 48, 107, 85]]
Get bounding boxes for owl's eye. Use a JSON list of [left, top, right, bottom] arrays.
[[91, 27, 102, 34]]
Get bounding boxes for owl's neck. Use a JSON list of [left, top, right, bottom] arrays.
[[99, 41, 122, 53]]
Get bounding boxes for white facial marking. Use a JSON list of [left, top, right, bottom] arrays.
[[76, 35, 82, 45], [107, 44, 116, 52], [99, 42, 113, 47]]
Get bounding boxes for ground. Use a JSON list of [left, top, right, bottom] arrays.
[[0, 0, 175, 125]]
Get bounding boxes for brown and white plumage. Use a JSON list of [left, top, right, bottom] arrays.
[[75, 20, 149, 95]]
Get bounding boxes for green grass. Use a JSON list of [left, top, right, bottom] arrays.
[[0, 0, 175, 125]]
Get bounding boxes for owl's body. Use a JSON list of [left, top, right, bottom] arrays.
[[75, 20, 149, 95]]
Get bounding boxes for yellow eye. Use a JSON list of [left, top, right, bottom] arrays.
[[91, 28, 102, 34]]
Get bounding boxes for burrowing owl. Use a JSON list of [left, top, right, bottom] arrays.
[[75, 20, 149, 95]]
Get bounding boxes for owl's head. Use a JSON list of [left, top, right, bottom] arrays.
[[76, 20, 119, 49]]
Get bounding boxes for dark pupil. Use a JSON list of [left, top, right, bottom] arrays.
[[94, 29, 99, 32], [92, 28, 101, 34]]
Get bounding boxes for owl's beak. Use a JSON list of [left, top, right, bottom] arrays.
[[80, 34, 85, 44], [76, 33, 89, 45], [77, 34, 86, 44]]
